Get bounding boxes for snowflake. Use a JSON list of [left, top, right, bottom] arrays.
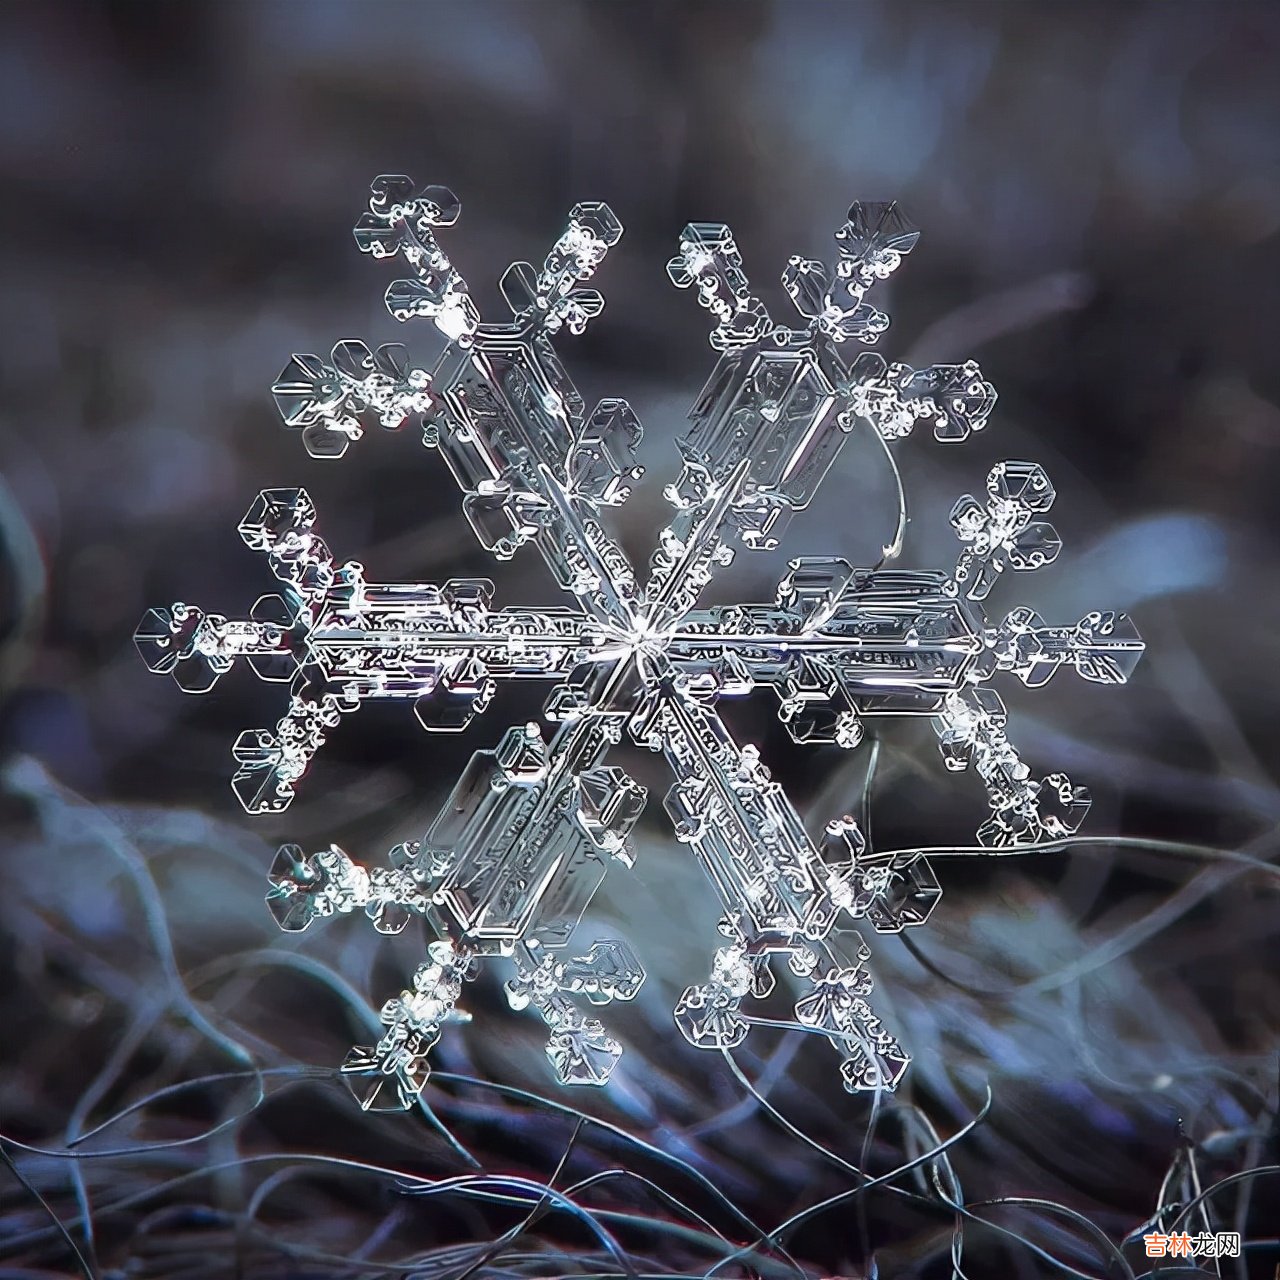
[[135, 176, 1144, 1110]]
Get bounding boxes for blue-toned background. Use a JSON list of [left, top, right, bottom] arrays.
[[1, 2, 1278, 1276]]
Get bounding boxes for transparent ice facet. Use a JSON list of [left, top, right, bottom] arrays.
[[136, 177, 1144, 1106]]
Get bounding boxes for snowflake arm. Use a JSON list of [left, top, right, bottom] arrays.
[[280, 179, 645, 622], [136, 486, 603, 812], [631, 658, 915, 1089]]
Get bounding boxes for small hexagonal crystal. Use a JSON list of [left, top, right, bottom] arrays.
[[569, 201, 622, 247]]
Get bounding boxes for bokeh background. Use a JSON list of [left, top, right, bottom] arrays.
[[2, 1, 1279, 1276]]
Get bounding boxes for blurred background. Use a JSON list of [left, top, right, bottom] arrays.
[[2, 1, 1279, 1276]]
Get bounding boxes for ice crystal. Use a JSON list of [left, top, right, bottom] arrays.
[[136, 176, 1144, 1108]]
